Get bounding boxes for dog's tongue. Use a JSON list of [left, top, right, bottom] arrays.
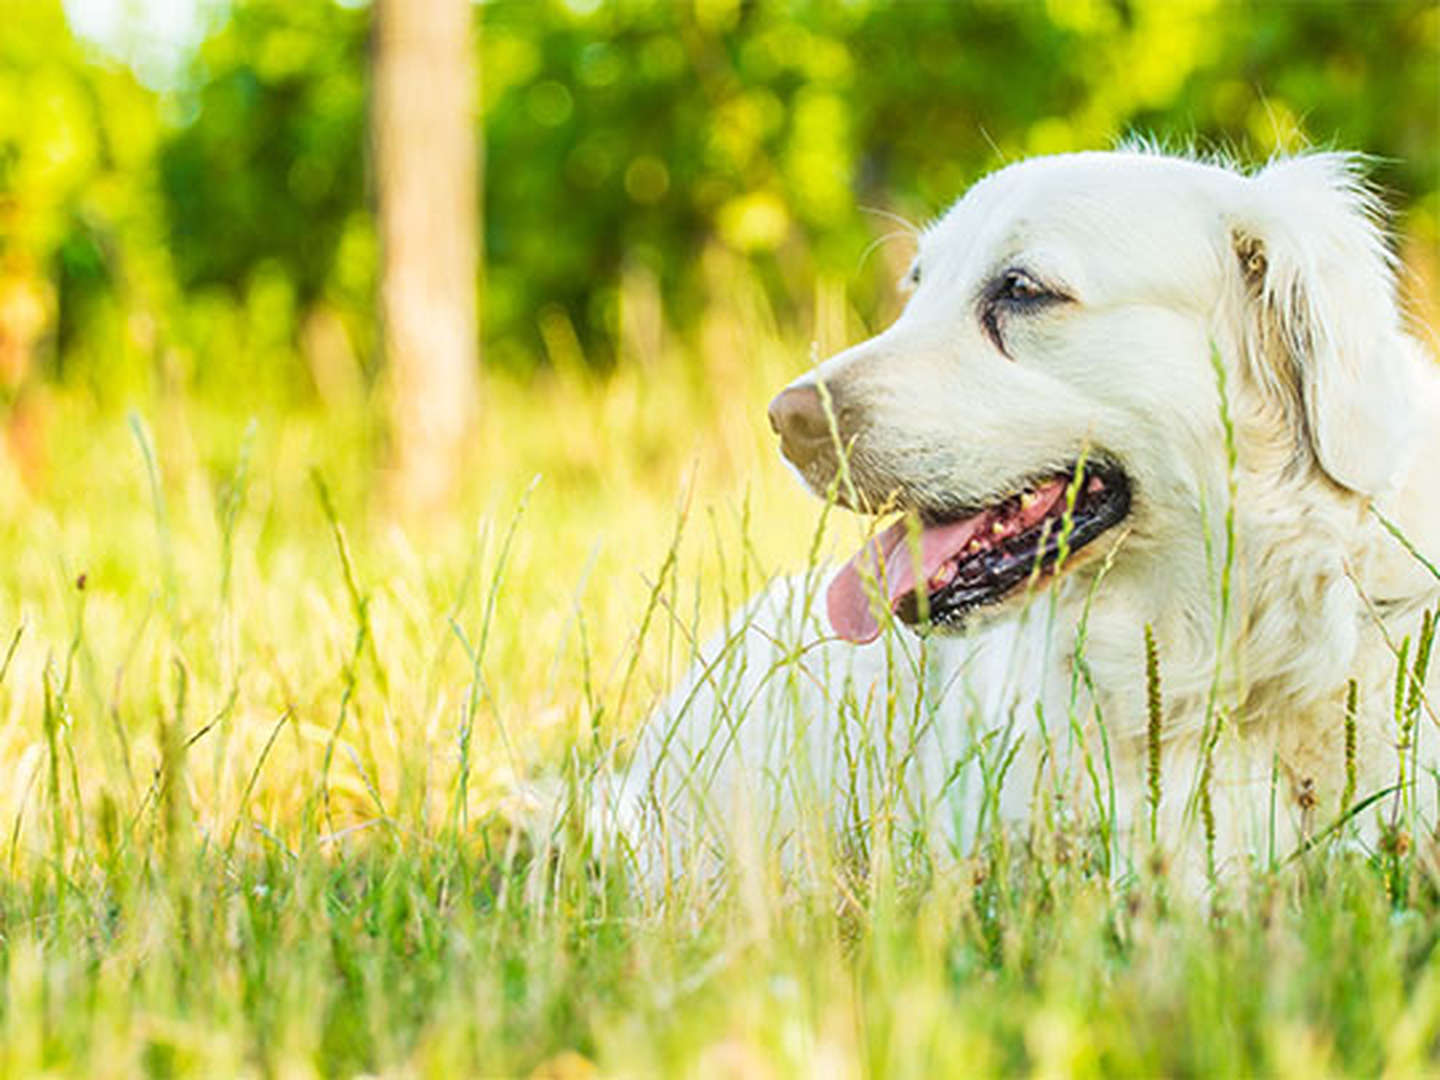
[[826, 514, 987, 643]]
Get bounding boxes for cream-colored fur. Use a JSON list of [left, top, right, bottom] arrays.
[[599, 150, 1440, 888]]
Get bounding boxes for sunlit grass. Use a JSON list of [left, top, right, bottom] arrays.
[[1, 305, 819, 836], [1, 291, 1439, 1075]]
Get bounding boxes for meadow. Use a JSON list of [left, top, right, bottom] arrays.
[[2, 274, 1439, 1077], [4, 3, 1440, 1072]]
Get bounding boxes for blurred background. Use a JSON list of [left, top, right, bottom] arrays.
[[2, 0, 1437, 502]]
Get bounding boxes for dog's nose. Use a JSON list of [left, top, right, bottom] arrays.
[[768, 384, 832, 468]]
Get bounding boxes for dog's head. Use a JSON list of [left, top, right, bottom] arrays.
[[767, 150, 1423, 643]]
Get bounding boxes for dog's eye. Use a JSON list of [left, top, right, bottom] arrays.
[[901, 262, 921, 292], [998, 269, 1048, 303], [982, 268, 1066, 354]]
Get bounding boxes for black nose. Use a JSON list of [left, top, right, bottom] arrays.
[[767, 384, 832, 469]]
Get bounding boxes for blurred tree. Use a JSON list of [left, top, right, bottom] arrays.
[[0, 0, 168, 484], [159, 2, 367, 308], [1, 0, 167, 385], [156, 0, 370, 406], [7, 0, 1435, 404], [479, 0, 1439, 370], [373, 0, 480, 512]]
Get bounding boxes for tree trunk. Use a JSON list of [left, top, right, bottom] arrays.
[[373, 0, 479, 512]]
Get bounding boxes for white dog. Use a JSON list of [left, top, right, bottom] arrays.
[[597, 149, 1440, 889]]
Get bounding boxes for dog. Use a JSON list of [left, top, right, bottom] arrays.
[[595, 149, 1440, 890]]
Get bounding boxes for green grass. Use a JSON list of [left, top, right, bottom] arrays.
[[2, 316, 1439, 1076]]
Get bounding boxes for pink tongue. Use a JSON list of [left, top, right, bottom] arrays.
[[826, 514, 987, 644]]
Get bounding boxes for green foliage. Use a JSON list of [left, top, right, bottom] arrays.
[[155, 0, 376, 405], [159, 0, 369, 307], [483, 0, 1440, 368], [1, 0, 1436, 396], [0, 0, 165, 397]]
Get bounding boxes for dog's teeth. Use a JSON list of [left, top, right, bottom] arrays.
[[1020, 488, 1039, 509], [929, 562, 957, 590], [964, 538, 983, 555], [992, 519, 1008, 537]]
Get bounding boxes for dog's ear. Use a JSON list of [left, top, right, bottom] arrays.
[[1230, 153, 1418, 495]]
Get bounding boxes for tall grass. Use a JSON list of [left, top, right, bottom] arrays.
[[1, 289, 1438, 1075]]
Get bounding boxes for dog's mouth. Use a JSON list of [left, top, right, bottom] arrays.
[[826, 460, 1131, 643]]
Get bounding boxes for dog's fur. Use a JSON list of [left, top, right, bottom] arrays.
[[600, 150, 1440, 886]]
